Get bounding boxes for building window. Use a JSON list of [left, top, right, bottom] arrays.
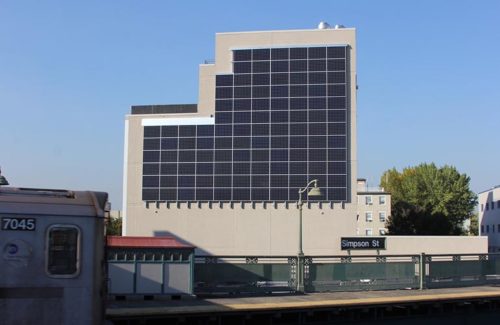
[[365, 196, 372, 205], [497, 200, 500, 209], [492, 202, 495, 210], [487, 225, 490, 233], [379, 195, 386, 205], [498, 224, 500, 232], [481, 204, 484, 212], [379, 228, 386, 235], [486, 203, 489, 210], [481, 225, 484, 234], [379, 211, 386, 222], [365, 212, 373, 222], [365, 228, 373, 236]]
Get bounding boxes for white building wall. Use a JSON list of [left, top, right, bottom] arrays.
[[356, 179, 391, 236], [478, 186, 500, 252]]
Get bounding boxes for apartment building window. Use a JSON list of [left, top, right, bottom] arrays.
[[497, 200, 500, 209], [481, 204, 484, 212], [486, 203, 489, 210], [365, 228, 373, 236], [379, 228, 386, 235], [366, 212, 373, 222], [379, 195, 386, 205], [492, 202, 495, 210], [379, 211, 386, 222], [487, 225, 490, 233], [365, 196, 372, 205], [481, 225, 484, 234], [498, 224, 500, 232]]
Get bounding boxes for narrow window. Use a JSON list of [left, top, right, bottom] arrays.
[[365, 212, 373, 222], [365, 228, 373, 236], [486, 203, 489, 210], [379, 196, 386, 205], [365, 196, 372, 205], [487, 225, 490, 233], [46, 225, 80, 277], [481, 204, 484, 212], [379, 211, 386, 222], [481, 225, 484, 234]]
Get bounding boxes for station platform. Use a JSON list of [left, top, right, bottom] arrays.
[[107, 286, 500, 324]]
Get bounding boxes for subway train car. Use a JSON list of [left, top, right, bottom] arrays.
[[0, 187, 108, 325]]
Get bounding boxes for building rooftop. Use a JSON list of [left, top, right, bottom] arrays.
[[478, 185, 500, 195], [216, 26, 355, 36], [107, 236, 195, 249], [131, 104, 197, 115]]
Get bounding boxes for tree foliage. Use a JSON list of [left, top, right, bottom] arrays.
[[468, 213, 479, 236], [381, 163, 477, 235], [106, 216, 122, 236]]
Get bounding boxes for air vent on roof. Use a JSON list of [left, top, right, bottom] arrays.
[[318, 21, 331, 29]]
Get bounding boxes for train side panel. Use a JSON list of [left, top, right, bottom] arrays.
[[0, 188, 107, 325]]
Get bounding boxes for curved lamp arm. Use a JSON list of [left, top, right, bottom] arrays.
[[297, 179, 319, 207], [298, 179, 318, 195]]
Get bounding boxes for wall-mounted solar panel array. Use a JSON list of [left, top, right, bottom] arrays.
[[142, 46, 350, 202]]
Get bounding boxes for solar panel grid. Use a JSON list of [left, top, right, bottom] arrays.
[[142, 46, 349, 202]]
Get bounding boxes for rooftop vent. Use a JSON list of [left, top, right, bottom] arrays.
[[317, 21, 331, 29], [334, 24, 345, 29], [0, 167, 8, 186]]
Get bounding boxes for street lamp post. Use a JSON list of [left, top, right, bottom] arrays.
[[296, 179, 322, 293]]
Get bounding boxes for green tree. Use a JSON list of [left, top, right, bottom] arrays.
[[468, 213, 479, 236], [381, 163, 477, 235], [106, 216, 122, 236]]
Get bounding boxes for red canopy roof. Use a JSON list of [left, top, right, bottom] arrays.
[[107, 236, 194, 249]]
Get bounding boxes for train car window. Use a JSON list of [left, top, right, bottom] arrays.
[[46, 225, 80, 277]]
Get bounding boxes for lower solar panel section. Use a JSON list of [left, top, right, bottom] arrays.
[[142, 186, 347, 202]]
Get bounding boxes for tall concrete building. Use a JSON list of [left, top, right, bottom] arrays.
[[123, 24, 358, 255], [478, 186, 500, 252]]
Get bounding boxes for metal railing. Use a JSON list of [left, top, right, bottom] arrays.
[[304, 255, 420, 292], [424, 253, 500, 289], [194, 256, 295, 295], [193, 253, 500, 295]]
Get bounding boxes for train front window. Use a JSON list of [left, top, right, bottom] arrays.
[[46, 225, 80, 277]]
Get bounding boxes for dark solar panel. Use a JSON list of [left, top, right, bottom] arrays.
[[142, 45, 350, 202]]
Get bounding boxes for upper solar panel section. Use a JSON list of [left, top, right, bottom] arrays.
[[141, 45, 350, 203]]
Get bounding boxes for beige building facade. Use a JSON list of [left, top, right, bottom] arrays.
[[123, 25, 358, 255], [356, 178, 390, 236], [123, 25, 487, 256]]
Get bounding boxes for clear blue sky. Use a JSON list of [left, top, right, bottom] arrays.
[[1, 0, 499, 209]]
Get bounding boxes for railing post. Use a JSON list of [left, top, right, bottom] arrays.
[[419, 252, 426, 290], [297, 253, 305, 293], [189, 252, 194, 295]]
